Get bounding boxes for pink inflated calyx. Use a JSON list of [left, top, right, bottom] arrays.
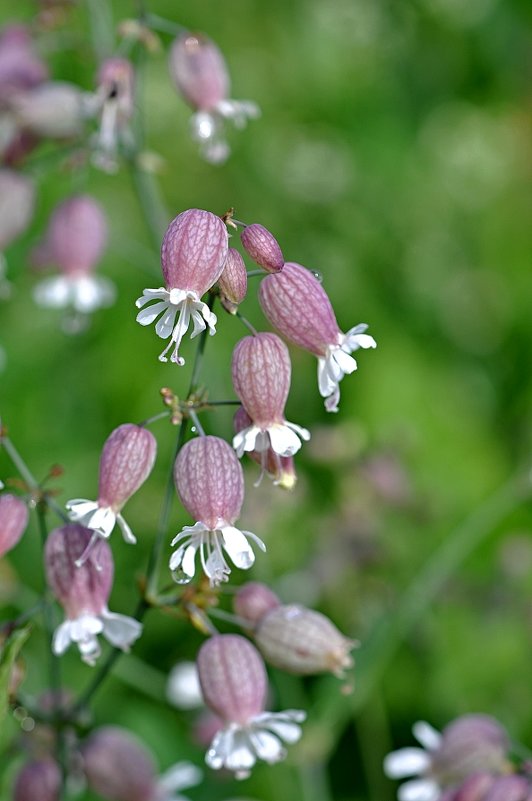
[[0, 25, 48, 100], [13, 759, 60, 801], [0, 493, 29, 557], [233, 581, 281, 626], [66, 423, 156, 554], [0, 169, 35, 253], [234, 405, 297, 489], [136, 209, 229, 365], [45, 524, 142, 665], [241, 224, 284, 274], [217, 247, 247, 314], [197, 634, 305, 779], [231, 333, 310, 459], [259, 262, 376, 413], [170, 435, 264, 586]]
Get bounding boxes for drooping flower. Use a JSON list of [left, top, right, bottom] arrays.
[[240, 224, 284, 274], [32, 195, 115, 321], [91, 57, 135, 173], [217, 247, 247, 314], [13, 759, 61, 801], [170, 435, 264, 586], [66, 423, 156, 560], [197, 634, 305, 779], [259, 262, 376, 412], [232, 332, 310, 458], [45, 524, 142, 665], [136, 209, 228, 365], [384, 716, 510, 801], [82, 726, 202, 801], [0, 492, 29, 557], [169, 32, 259, 164], [233, 405, 297, 489]]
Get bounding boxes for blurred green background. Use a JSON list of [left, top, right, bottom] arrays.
[[1, 0, 532, 799]]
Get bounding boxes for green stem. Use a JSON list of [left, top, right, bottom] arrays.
[[144, 13, 187, 36]]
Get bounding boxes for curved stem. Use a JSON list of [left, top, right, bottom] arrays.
[[235, 310, 258, 335]]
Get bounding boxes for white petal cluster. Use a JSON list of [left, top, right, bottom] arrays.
[[65, 498, 136, 555], [233, 421, 310, 459], [154, 761, 202, 801], [33, 274, 115, 314], [52, 607, 142, 666], [384, 721, 443, 801], [318, 323, 377, 412], [190, 100, 260, 165]]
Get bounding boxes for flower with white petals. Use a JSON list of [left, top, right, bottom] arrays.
[[384, 721, 442, 801], [318, 323, 377, 413]]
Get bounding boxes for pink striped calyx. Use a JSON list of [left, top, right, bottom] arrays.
[[136, 209, 228, 365], [240, 224, 284, 274], [259, 262, 376, 412], [0, 493, 29, 557], [13, 759, 60, 801], [217, 247, 247, 314], [231, 332, 310, 459], [233, 581, 281, 626], [170, 435, 265, 587]]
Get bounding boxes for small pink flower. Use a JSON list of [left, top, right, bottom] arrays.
[[240, 224, 284, 274], [91, 58, 135, 173], [66, 423, 156, 557], [197, 634, 305, 778], [231, 332, 310, 458], [136, 209, 228, 365], [32, 195, 115, 316], [169, 32, 259, 164], [45, 524, 142, 665], [233, 581, 281, 626], [259, 262, 376, 412], [234, 405, 297, 488], [170, 435, 264, 586], [217, 247, 247, 314], [0, 493, 29, 557], [13, 759, 60, 801]]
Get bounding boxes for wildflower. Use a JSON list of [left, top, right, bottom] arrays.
[[169, 32, 259, 164], [240, 224, 284, 274], [82, 726, 201, 801], [91, 57, 135, 173], [170, 435, 264, 586], [13, 759, 60, 801], [45, 524, 142, 665], [233, 405, 297, 488], [0, 493, 29, 558], [480, 776, 532, 801], [9, 81, 92, 139], [0, 25, 48, 100], [197, 634, 306, 779], [384, 715, 510, 801], [32, 195, 115, 320], [232, 332, 310, 458], [66, 423, 156, 559], [136, 209, 228, 365], [259, 262, 376, 412], [217, 247, 247, 314], [233, 581, 281, 626]]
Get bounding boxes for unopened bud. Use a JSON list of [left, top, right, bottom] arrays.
[[241, 224, 284, 274], [452, 773, 496, 801], [233, 581, 280, 625], [13, 759, 61, 801], [0, 493, 29, 557], [482, 776, 532, 801], [218, 247, 247, 314], [433, 715, 510, 787]]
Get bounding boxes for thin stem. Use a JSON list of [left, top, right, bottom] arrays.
[[139, 410, 170, 427], [235, 310, 258, 335], [207, 607, 254, 630], [246, 269, 264, 278], [188, 410, 205, 436], [189, 293, 216, 393], [207, 399, 241, 407], [144, 13, 187, 36]]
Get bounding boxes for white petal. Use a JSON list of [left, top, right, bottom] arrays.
[[324, 389, 340, 413], [318, 358, 336, 396], [232, 425, 260, 457], [101, 610, 142, 650], [189, 308, 207, 339], [85, 505, 116, 538], [333, 348, 358, 375], [261, 718, 303, 744], [52, 620, 74, 655], [248, 729, 285, 763], [286, 421, 311, 441], [206, 728, 233, 770], [71, 276, 115, 313], [66, 498, 99, 518], [33, 276, 71, 308], [398, 779, 440, 801], [116, 513, 137, 544], [136, 300, 171, 326], [347, 333, 377, 350], [155, 305, 178, 339], [69, 614, 103, 640], [268, 424, 303, 457], [412, 721, 442, 751], [135, 288, 169, 308], [156, 762, 202, 797], [221, 526, 256, 569], [383, 748, 431, 779]]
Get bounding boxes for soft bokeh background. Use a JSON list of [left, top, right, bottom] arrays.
[[1, 0, 532, 799]]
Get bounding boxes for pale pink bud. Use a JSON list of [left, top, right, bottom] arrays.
[[82, 726, 202, 801], [197, 634, 305, 778], [13, 759, 60, 801], [0, 25, 48, 99], [231, 333, 310, 459], [240, 224, 283, 274], [233, 406, 297, 488], [259, 262, 376, 412], [0, 169, 35, 251], [170, 435, 264, 586], [218, 247, 247, 314], [136, 209, 228, 365], [254, 605, 356, 677], [233, 581, 280, 625], [0, 493, 29, 557], [10, 81, 90, 138], [45, 524, 142, 665], [66, 423, 157, 547]]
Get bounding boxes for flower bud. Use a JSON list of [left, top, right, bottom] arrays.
[[218, 247, 247, 313], [240, 224, 283, 274], [13, 759, 60, 801], [0, 25, 48, 100], [432, 715, 510, 786], [0, 493, 29, 557], [482, 776, 532, 801], [10, 81, 90, 138], [0, 168, 35, 252], [233, 406, 297, 488], [254, 604, 355, 677], [233, 581, 280, 626], [452, 774, 496, 801]]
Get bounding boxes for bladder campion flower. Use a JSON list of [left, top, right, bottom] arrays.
[[233, 405, 297, 488], [13, 759, 61, 801], [217, 247, 247, 314], [170, 435, 265, 586], [0, 492, 29, 558], [232, 332, 310, 458], [197, 634, 305, 779], [136, 209, 228, 365], [240, 224, 284, 274], [45, 524, 142, 665], [259, 262, 376, 412], [92, 57, 135, 173]]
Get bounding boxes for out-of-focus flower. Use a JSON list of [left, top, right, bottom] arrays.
[[66, 423, 156, 558], [45, 524, 142, 665], [91, 57, 135, 173], [233, 406, 297, 488], [13, 759, 61, 801], [0, 492, 29, 557], [9, 81, 92, 138], [233, 581, 281, 626], [0, 25, 48, 100], [170, 435, 264, 586], [240, 224, 284, 274], [136, 209, 228, 365], [166, 661, 203, 710], [259, 262, 376, 412], [169, 32, 259, 164], [480, 775, 532, 801], [232, 332, 310, 458], [197, 634, 305, 779], [0, 168, 35, 268], [217, 247, 247, 314], [32, 195, 115, 318], [82, 726, 202, 801], [384, 716, 510, 801]]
